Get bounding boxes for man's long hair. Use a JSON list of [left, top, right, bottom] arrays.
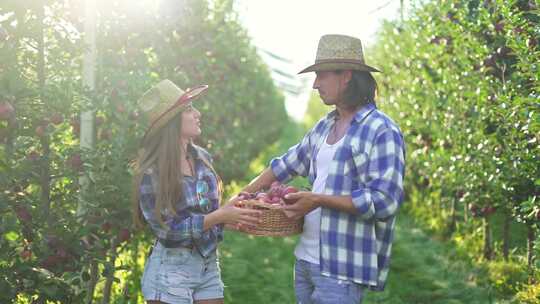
[[340, 71, 378, 110]]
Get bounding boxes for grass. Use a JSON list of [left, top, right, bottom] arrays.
[[220, 214, 511, 304]]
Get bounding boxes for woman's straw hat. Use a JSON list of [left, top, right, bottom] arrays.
[[298, 34, 380, 74], [138, 79, 208, 144]]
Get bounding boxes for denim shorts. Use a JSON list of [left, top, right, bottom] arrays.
[[294, 259, 364, 304], [141, 242, 224, 304]]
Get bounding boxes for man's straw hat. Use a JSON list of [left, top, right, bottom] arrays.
[[298, 34, 380, 74]]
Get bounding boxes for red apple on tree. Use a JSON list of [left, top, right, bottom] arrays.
[[35, 125, 46, 137], [15, 206, 32, 223], [67, 153, 83, 171], [494, 21, 504, 32], [20, 248, 32, 260], [26, 151, 40, 161], [118, 228, 131, 243], [50, 113, 64, 125], [0, 101, 15, 121]]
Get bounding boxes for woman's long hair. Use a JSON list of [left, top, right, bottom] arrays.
[[131, 113, 222, 229], [132, 116, 184, 229]]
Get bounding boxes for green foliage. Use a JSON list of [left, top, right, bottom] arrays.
[[515, 281, 540, 304], [482, 259, 528, 295], [370, 0, 539, 299], [302, 91, 330, 130], [0, 0, 286, 301]]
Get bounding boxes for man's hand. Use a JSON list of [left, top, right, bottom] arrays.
[[282, 191, 320, 220]]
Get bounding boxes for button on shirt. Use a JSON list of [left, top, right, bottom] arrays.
[[270, 103, 406, 290], [139, 145, 223, 258]]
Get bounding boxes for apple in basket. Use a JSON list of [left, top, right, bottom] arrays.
[[236, 182, 299, 206]]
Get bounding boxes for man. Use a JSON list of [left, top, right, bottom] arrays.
[[235, 34, 405, 303]]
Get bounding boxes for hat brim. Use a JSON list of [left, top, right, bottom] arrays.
[[298, 61, 380, 74], [142, 85, 208, 144]]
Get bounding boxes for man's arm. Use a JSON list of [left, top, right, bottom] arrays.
[[283, 192, 357, 219], [284, 127, 405, 220], [242, 167, 277, 193]]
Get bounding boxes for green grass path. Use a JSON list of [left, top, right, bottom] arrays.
[[220, 214, 504, 303]]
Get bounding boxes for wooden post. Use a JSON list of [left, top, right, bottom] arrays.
[[81, 1, 97, 303]]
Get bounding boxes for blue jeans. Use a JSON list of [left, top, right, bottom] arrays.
[[141, 242, 224, 304], [294, 259, 364, 304]]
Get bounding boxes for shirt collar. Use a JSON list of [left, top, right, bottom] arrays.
[[187, 143, 203, 160], [324, 102, 377, 124]]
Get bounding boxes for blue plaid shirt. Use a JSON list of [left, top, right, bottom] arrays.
[[271, 103, 405, 290], [139, 145, 223, 257]]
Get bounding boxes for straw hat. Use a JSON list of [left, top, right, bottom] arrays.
[[138, 79, 208, 144], [298, 34, 380, 74]]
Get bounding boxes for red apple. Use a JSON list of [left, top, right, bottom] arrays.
[[270, 181, 281, 188], [20, 248, 32, 260], [528, 38, 537, 49], [50, 113, 64, 125], [0, 101, 15, 120], [68, 154, 83, 171], [35, 125, 46, 137], [95, 116, 104, 126], [117, 228, 131, 243], [237, 191, 251, 200], [494, 21, 504, 32], [99, 129, 112, 140], [15, 206, 32, 223], [26, 151, 40, 161], [116, 104, 126, 113], [101, 221, 112, 233], [56, 247, 68, 259], [483, 54, 497, 68], [496, 46, 511, 58], [110, 88, 119, 99]]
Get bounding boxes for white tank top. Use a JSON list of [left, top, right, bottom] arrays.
[[294, 133, 344, 264]]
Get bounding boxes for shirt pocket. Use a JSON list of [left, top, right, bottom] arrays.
[[350, 147, 369, 185]]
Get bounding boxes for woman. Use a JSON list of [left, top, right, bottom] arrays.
[[132, 79, 261, 304]]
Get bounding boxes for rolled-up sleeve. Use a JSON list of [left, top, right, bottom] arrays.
[[139, 174, 205, 241], [270, 130, 312, 183], [352, 127, 405, 220]]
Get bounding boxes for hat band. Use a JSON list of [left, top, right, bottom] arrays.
[[315, 58, 367, 65]]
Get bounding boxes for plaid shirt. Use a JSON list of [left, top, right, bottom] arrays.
[[139, 145, 223, 257], [270, 103, 405, 290]]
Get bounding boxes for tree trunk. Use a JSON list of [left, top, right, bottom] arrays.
[[448, 198, 457, 235], [101, 238, 119, 304], [483, 217, 493, 260], [85, 260, 99, 304], [502, 212, 510, 261], [527, 225, 535, 273]]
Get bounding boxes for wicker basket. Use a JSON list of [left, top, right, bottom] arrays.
[[237, 199, 303, 236]]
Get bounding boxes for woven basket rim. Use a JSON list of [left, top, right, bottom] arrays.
[[238, 199, 287, 209], [235, 199, 303, 237]]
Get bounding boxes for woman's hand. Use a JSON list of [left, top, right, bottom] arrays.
[[216, 202, 262, 227]]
